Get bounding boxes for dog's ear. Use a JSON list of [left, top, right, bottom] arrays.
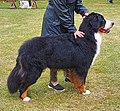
[[89, 15, 101, 30]]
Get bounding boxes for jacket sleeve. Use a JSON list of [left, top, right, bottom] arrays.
[[52, 0, 77, 33], [75, 0, 88, 16]]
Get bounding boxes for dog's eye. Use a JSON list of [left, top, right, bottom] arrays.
[[100, 19, 106, 26], [104, 20, 106, 24]]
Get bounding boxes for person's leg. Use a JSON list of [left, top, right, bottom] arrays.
[[64, 69, 71, 82], [48, 69, 65, 91], [28, 0, 31, 6]]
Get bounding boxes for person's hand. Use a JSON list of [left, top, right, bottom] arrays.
[[83, 13, 89, 19], [74, 31, 85, 39]]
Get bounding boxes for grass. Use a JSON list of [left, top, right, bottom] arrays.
[[0, 0, 120, 111]]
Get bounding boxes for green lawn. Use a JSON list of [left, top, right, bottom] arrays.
[[0, 0, 120, 111]]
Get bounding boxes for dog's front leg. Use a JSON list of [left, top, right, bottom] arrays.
[[67, 69, 90, 95]]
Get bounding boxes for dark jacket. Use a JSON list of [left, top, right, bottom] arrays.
[[41, 0, 88, 36]]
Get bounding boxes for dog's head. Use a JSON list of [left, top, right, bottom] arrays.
[[80, 12, 114, 33]]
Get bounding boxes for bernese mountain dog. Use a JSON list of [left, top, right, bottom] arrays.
[[7, 12, 114, 101]]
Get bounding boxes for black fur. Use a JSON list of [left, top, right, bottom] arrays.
[[7, 12, 106, 97]]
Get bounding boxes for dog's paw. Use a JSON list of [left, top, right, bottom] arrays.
[[82, 90, 91, 95], [23, 97, 31, 102]]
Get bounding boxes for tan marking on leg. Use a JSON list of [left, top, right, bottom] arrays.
[[79, 84, 86, 94], [21, 86, 30, 99], [67, 69, 86, 93]]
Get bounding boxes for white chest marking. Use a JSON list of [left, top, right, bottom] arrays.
[[92, 33, 102, 65]]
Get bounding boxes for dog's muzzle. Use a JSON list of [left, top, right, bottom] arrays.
[[99, 21, 114, 33]]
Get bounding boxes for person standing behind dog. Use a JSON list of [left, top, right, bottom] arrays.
[[41, 0, 89, 91]]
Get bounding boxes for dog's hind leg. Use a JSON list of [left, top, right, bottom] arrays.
[[19, 84, 30, 101], [19, 68, 43, 101], [67, 69, 90, 95]]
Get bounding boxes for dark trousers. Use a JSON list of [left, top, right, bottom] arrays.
[[50, 69, 58, 82], [28, 0, 31, 6]]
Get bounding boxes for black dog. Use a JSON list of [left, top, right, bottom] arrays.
[[7, 12, 114, 101]]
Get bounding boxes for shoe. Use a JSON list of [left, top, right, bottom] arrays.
[[109, 1, 113, 3], [65, 78, 71, 82], [48, 83, 65, 92]]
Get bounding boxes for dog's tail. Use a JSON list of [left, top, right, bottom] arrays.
[[7, 62, 21, 93]]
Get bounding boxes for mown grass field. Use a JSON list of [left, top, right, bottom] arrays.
[[0, 0, 120, 111]]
